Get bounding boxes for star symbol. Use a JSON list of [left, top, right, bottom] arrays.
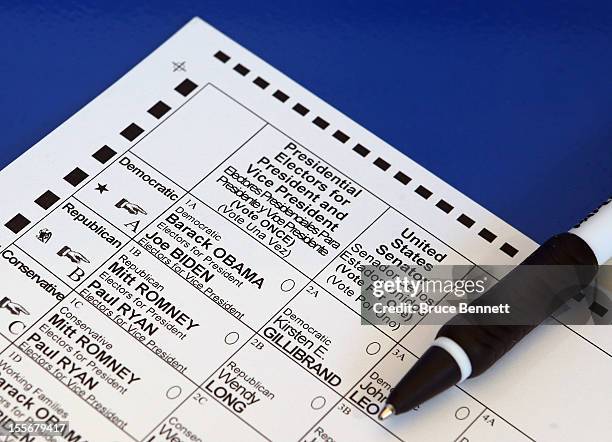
[[95, 183, 109, 194]]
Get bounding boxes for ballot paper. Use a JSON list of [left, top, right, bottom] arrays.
[[0, 17, 610, 442]]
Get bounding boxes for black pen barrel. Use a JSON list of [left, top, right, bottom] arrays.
[[385, 233, 598, 417], [438, 232, 598, 377]]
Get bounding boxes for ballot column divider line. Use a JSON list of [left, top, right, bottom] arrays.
[[327, 267, 534, 442], [12, 231, 272, 441], [0, 81, 214, 352], [143, 206, 392, 441], [0, 338, 141, 441], [210, 83, 488, 270], [395, 346, 535, 441], [453, 407, 486, 442], [62, 120, 274, 441], [392, 266, 535, 440], [208, 92, 579, 440], [0, 83, 212, 255], [296, 341, 406, 442], [12, 240, 250, 381], [0, 121, 270, 441], [395, 264, 476, 343], [0, 119, 267, 357], [294, 267, 476, 439], [97, 146, 315, 281], [292, 212, 423, 441]]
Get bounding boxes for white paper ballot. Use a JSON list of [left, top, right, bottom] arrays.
[[0, 17, 610, 442]]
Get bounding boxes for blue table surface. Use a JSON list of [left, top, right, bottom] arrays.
[[1, 1, 610, 243]]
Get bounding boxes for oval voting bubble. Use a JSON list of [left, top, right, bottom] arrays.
[[455, 406, 471, 420], [281, 278, 296, 292], [311, 396, 327, 410], [225, 331, 240, 345], [366, 341, 381, 355], [166, 385, 182, 400], [9, 321, 25, 335]]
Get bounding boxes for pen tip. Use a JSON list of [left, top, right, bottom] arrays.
[[378, 404, 395, 421]]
